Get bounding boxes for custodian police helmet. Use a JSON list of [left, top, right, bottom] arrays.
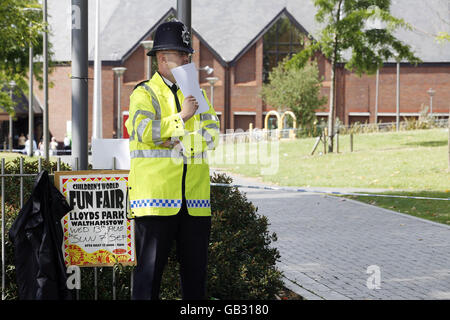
[[147, 21, 194, 56]]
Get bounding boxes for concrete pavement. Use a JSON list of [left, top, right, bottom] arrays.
[[212, 170, 450, 300]]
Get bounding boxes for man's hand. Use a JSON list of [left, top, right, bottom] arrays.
[[180, 95, 199, 122], [161, 139, 180, 148]]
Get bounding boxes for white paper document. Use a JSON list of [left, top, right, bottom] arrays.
[[170, 62, 209, 115]]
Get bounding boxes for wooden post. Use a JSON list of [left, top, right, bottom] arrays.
[[311, 135, 322, 155], [350, 132, 354, 152], [336, 132, 339, 153]]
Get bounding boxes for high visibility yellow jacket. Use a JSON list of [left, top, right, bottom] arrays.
[[125, 72, 220, 217]]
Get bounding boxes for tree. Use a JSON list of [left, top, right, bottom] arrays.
[[0, 0, 46, 114], [261, 60, 327, 130], [287, 0, 421, 152]]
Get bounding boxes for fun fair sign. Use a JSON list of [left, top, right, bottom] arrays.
[[55, 170, 135, 267]]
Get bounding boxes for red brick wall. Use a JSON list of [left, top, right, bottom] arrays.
[[199, 42, 215, 84], [235, 45, 256, 84], [313, 58, 450, 125], [230, 39, 264, 131], [196, 37, 226, 132], [376, 64, 450, 114], [124, 46, 146, 83], [99, 65, 116, 138], [34, 63, 117, 144], [40, 35, 449, 140], [342, 64, 450, 124], [37, 65, 72, 143]]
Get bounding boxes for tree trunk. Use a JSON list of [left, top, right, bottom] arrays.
[[328, 58, 336, 153], [327, 0, 342, 153]]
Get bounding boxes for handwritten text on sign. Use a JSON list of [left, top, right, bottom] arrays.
[[55, 171, 135, 267]]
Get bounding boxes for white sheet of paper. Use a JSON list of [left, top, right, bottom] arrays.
[[92, 138, 130, 170], [170, 62, 209, 115]]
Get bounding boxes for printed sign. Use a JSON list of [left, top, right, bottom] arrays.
[[55, 170, 135, 267]]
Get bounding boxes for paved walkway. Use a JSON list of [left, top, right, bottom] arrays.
[[212, 170, 450, 300]]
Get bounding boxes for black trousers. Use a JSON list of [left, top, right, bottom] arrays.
[[132, 201, 211, 300]]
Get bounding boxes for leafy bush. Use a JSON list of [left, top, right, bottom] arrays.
[[207, 173, 283, 299], [261, 60, 327, 130], [401, 104, 439, 130], [160, 173, 284, 300], [3, 202, 19, 300], [2, 157, 71, 208], [2, 159, 283, 300]]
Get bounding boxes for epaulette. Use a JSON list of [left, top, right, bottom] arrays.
[[133, 79, 150, 91]]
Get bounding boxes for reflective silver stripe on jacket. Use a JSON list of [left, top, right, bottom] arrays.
[[152, 121, 161, 141], [131, 82, 162, 143], [130, 110, 155, 141], [130, 149, 180, 159], [203, 123, 219, 130], [136, 118, 150, 142], [199, 123, 219, 149], [130, 149, 208, 160], [200, 113, 219, 122], [140, 83, 161, 117], [134, 118, 164, 145]]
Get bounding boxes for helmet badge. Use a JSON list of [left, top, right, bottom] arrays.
[[181, 24, 190, 46]]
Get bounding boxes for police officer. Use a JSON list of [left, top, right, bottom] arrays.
[[125, 21, 220, 300]]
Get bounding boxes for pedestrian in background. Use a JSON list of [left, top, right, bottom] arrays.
[[50, 137, 58, 156], [24, 135, 37, 156]]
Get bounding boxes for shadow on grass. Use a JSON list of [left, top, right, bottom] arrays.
[[403, 140, 447, 147]]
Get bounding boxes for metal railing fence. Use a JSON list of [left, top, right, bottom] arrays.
[[218, 118, 449, 144], [0, 156, 133, 300]]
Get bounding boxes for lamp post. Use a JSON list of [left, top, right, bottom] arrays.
[[364, 6, 385, 126], [22, 7, 41, 157], [112, 67, 127, 138], [72, 0, 89, 170], [177, 0, 191, 39], [198, 66, 213, 85], [140, 40, 154, 79], [199, 66, 213, 75], [43, 0, 49, 160], [375, 69, 379, 124], [29, 42, 35, 156], [92, 0, 103, 140], [396, 61, 400, 131], [8, 81, 16, 152], [427, 88, 435, 116], [205, 76, 219, 106]]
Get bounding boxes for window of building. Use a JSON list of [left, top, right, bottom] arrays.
[[263, 14, 305, 82], [234, 114, 255, 131]]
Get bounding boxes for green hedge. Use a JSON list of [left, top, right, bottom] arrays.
[[2, 158, 283, 300]]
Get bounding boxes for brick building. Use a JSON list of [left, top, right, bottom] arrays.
[[4, 0, 449, 147]]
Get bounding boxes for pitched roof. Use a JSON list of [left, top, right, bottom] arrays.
[[48, 0, 450, 64]]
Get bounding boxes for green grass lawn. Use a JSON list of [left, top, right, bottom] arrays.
[[342, 191, 450, 226], [210, 128, 450, 225], [1, 130, 449, 226]]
